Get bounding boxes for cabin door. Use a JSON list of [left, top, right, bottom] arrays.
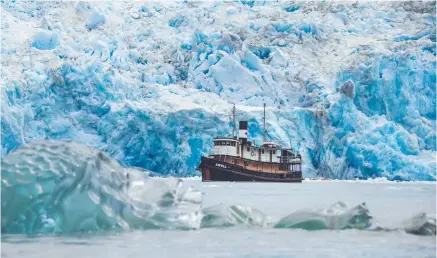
[[269, 150, 272, 162], [258, 149, 261, 161], [236, 142, 240, 155]]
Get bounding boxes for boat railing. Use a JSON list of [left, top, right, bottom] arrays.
[[279, 156, 302, 164]]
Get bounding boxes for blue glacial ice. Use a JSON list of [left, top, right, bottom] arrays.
[[85, 11, 106, 30], [1, 1, 436, 180], [31, 31, 60, 50]]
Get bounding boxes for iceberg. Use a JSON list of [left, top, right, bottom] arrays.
[[1, 140, 203, 234], [274, 201, 372, 230], [1, 1, 435, 180]]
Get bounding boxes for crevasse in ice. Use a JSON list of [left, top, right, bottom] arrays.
[[1, 1, 435, 180]]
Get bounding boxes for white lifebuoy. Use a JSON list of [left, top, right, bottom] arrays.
[[250, 150, 256, 156]]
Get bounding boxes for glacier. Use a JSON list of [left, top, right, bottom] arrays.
[[1, 1, 436, 180]]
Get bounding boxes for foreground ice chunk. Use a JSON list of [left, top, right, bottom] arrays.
[[1, 140, 203, 234], [274, 202, 372, 230], [201, 204, 268, 228], [403, 212, 436, 236]]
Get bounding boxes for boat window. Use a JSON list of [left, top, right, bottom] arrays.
[[226, 141, 231, 146], [247, 147, 250, 152], [231, 142, 236, 146], [273, 150, 276, 154], [262, 149, 264, 154], [222, 141, 226, 145]]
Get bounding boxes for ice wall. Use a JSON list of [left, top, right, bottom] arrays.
[[1, 1, 435, 180]]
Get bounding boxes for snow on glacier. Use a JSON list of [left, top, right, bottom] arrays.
[[1, 1, 435, 180]]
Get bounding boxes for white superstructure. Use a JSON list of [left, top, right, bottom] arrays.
[[212, 138, 296, 164]]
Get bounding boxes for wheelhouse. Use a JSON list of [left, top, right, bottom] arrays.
[[212, 138, 240, 157]]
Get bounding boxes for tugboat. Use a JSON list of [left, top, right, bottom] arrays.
[[197, 104, 303, 183]]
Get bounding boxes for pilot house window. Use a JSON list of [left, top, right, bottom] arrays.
[[247, 147, 250, 151], [214, 141, 237, 146]]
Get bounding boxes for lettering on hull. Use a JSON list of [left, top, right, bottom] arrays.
[[215, 163, 228, 169]]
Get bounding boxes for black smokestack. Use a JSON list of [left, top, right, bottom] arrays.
[[239, 121, 248, 144]]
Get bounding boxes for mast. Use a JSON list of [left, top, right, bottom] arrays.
[[232, 104, 236, 138], [263, 103, 266, 143]]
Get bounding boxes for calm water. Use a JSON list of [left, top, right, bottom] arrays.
[[2, 179, 436, 258]]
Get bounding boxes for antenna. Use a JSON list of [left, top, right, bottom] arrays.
[[263, 103, 266, 143]]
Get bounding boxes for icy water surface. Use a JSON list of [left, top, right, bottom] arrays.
[[1, 141, 436, 257], [2, 180, 436, 258]]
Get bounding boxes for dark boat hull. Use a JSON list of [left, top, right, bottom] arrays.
[[198, 156, 303, 183]]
